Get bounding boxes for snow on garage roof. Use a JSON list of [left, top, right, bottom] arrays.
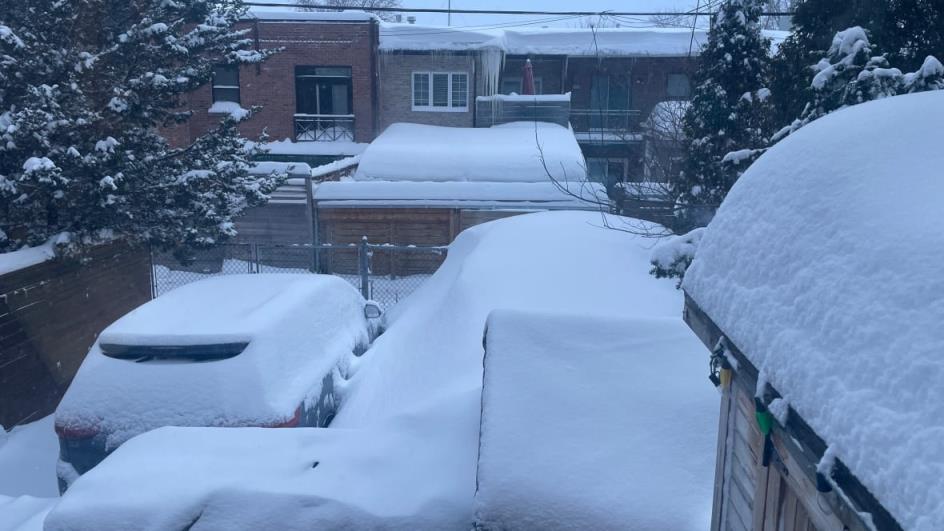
[[682, 91, 944, 531], [475, 310, 717, 530], [380, 24, 789, 56], [313, 181, 606, 209], [353, 122, 587, 183]]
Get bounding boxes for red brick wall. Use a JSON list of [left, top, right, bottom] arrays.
[[165, 19, 379, 147], [0, 243, 151, 427]]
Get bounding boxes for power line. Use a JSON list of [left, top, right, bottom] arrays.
[[245, 2, 794, 17]]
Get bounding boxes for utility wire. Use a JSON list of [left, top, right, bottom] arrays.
[[244, 2, 793, 17]]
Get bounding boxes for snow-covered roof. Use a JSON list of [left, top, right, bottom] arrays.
[[56, 275, 370, 447], [683, 91, 944, 531], [354, 122, 587, 183], [245, 6, 376, 22], [313, 181, 605, 209], [475, 310, 716, 529], [380, 24, 789, 57]]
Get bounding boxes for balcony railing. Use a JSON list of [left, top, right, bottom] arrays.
[[570, 109, 643, 142], [294, 114, 355, 142]]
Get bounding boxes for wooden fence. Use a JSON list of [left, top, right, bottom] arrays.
[[0, 243, 151, 428]]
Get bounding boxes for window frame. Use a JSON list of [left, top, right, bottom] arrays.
[[294, 65, 354, 116], [411, 71, 470, 112], [666, 73, 692, 99], [212, 64, 241, 104]]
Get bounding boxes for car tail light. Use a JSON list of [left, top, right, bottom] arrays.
[[55, 423, 99, 440], [267, 406, 302, 428]]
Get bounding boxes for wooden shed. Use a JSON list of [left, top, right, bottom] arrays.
[[677, 93, 944, 531]]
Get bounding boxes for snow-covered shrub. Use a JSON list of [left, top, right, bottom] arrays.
[[673, 0, 773, 232], [649, 227, 705, 288], [0, 0, 281, 254]]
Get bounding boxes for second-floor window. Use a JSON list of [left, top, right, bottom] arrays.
[[212, 65, 240, 103], [295, 66, 353, 116], [412, 72, 468, 111], [667, 73, 692, 99]]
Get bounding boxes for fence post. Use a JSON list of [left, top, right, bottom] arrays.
[[358, 236, 370, 300]]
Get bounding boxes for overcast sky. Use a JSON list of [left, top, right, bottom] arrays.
[[404, 0, 704, 27]]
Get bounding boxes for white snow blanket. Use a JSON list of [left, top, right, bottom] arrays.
[[47, 211, 700, 529], [245, 6, 374, 22], [313, 180, 606, 209], [56, 275, 369, 448], [683, 90, 944, 531], [475, 310, 717, 530], [353, 122, 587, 183], [380, 24, 789, 56], [0, 495, 55, 531]]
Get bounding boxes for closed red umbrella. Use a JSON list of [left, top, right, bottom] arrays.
[[522, 58, 536, 95]]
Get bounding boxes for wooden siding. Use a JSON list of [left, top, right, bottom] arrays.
[[0, 243, 151, 427], [234, 203, 312, 245], [685, 295, 899, 531], [316, 207, 531, 275]]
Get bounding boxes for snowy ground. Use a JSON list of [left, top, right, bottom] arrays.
[[36, 211, 717, 530], [1, 211, 717, 530], [0, 416, 58, 531]]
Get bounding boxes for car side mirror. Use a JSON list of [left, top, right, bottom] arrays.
[[364, 301, 383, 319]]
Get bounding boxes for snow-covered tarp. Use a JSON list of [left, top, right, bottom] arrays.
[[353, 122, 587, 183], [475, 310, 717, 530], [313, 181, 606, 209], [56, 275, 370, 448], [380, 24, 789, 57], [47, 211, 700, 530], [683, 91, 944, 531]]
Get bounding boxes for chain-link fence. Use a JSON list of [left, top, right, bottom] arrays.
[[150, 240, 447, 308]]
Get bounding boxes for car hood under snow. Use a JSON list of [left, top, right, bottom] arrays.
[[56, 275, 370, 448]]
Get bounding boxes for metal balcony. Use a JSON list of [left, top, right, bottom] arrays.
[[294, 114, 355, 142]]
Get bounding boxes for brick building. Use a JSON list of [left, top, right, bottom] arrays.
[[164, 9, 380, 154], [376, 26, 709, 190]]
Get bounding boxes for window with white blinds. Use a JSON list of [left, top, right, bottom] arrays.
[[412, 72, 469, 111]]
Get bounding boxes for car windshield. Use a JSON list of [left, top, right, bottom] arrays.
[[99, 342, 249, 363]]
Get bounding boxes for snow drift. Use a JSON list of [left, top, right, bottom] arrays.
[[48, 211, 713, 530]]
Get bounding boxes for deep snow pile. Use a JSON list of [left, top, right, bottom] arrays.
[[0, 416, 58, 498], [475, 310, 716, 530], [0, 416, 58, 531], [56, 275, 370, 448], [353, 122, 587, 183], [47, 211, 701, 529], [683, 91, 944, 531], [0, 495, 55, 531]]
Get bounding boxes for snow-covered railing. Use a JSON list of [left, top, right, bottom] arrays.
[[475, 93, 571, 128]]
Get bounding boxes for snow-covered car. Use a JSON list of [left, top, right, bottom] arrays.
[[53, 274, 382, 492]]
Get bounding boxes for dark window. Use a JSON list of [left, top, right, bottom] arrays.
[[100, 342, 249, 363], [667, 73, 692, 99], [295, 66, 353, 116], [212, 65, 240, 103]]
